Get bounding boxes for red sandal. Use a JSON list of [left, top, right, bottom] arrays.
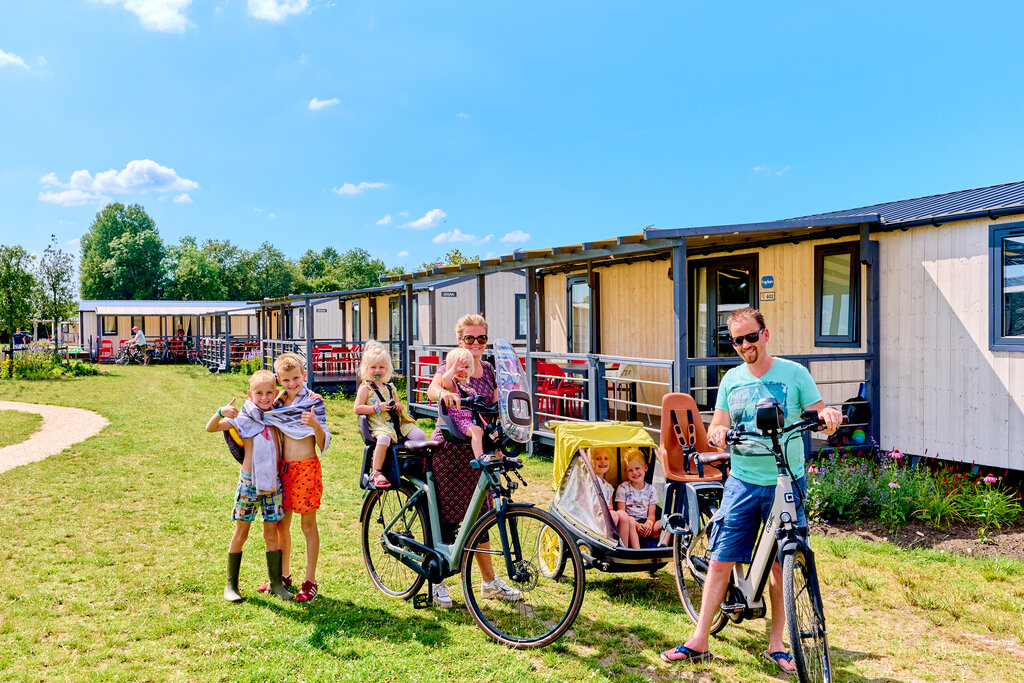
[[370, 470, 391, 488], [257, 573, 292, 593]]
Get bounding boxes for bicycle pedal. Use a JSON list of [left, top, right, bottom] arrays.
[[412, 592, 432, 609], [720, 602, 746, 614]]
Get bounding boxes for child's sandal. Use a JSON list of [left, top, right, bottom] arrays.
[[370, 470, 391, 488]]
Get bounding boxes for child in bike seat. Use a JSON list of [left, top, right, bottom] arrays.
[[589, 447, 640, 549], [438, 347, 490, 461], [615, 447, 662, 545], [353, 341, 428, 489]]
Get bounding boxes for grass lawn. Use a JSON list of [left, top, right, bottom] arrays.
[[1, 365, 1023, 682], [0, 409, 43, 448]]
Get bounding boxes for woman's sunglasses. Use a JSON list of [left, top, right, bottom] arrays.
[[730, 329, 764, 346], [460, 335, 488, 345]]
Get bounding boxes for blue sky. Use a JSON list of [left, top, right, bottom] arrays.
[[3, 1, 1024, 270]]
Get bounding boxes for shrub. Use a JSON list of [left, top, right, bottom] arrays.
[[0, 351, 99, 380]]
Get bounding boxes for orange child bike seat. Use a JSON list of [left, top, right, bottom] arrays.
[[659, 393, 725, 483]]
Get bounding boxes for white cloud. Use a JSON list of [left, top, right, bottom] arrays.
[[37, 56, 48, 67], [252, 206, 264, 213], [308, 97, 339, 111], [752, 164, 791, 177], [66, 237, 81, 247], [500, 230, 530, 244], [0, 48, 28, 69], [58, 220, 76, 226], [248, 0, 307, 22], [375, 214, 392, 226], [333, 181, 388, 196], [268, 213, 276, 219], [92, 0, 194, 33], [397, 210, 409, 217], [455, 112, 469, 118], [432, 229, 492, 245], [39, 159, 198, 207], [402, 208, 447, 230], [173, 193, 193, 203], [396, 250, 409, 258]]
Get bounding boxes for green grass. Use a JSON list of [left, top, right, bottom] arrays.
[[1, 366, 1023, 681], [0, 409, 42, 448]]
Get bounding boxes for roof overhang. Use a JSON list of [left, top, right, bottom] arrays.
[[94, 304, 257, 316]]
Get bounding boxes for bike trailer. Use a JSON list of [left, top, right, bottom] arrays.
[[658, 393, 727, 537], [547, 420, 671, 573]]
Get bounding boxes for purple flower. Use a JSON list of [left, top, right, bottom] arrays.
[[983, 475, 998, 484], [888, 481, 900, 489], [891, 449, 904, 461]]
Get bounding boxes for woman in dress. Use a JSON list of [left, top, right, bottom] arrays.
[[425, 314, 521, 607]]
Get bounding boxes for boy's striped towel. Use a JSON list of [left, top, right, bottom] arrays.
[[227, 400, 281, 493], [265, 387, 331, 452]]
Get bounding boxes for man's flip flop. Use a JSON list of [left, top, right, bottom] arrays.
[[660, 644, 712, 664], [763, 650, 794, 675]]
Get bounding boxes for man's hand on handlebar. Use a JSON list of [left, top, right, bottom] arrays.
[[817, 406, 843, 435], [707, 424, 729, 449]]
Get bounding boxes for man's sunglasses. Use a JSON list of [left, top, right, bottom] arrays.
[[460, 335, 488, 345], [730, 329, 765, 346]]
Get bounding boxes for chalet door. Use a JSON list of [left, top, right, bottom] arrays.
[[689, 255, 758, 410]]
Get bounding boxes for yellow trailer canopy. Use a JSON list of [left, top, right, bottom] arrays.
[[550, 420, 657, 489]]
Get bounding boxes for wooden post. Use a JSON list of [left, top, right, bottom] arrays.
[[405, 283, 415, 408], [304, 297, 314, 383], [525, 266, 538, 433], [223, 312, 231, 371], [672, 242, 689, 393]]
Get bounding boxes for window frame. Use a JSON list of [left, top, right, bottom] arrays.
[[514, 293, 528, 340], [351, 301, 361, 341], [566, 273, 591, 354], [100, 315, 118, 335], [131, 316, 144, 335], [411, 294, 419, 341], [990, 221, 1024, 350], [814, 242, 861, 347]]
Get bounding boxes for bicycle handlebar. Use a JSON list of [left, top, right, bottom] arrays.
[[724, 412, 848, 447]]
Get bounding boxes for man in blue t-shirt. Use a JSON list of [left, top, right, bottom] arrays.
[[663, 307, 841, 672]]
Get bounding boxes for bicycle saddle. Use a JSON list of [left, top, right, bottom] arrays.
[[401, 439, 440, 453]]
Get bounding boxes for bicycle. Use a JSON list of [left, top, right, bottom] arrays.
[[114, 345, 144, 365], [359, 393, 586, 648], [672, 397, 837, 683]]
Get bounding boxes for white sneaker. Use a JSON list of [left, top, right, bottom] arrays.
[[481, 577, 521, 602], [431, 582, 453, 608]]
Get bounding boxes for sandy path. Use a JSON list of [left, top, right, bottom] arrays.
[[0, 400, 109, 475]]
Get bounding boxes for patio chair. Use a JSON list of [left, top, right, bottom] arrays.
[[536, 361, 586, 419], [415, 354, 440, 404], [605, 363, 651, 425], [97, 339, 114, 364]]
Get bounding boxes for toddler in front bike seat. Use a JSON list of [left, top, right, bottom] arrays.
[[615, 447, 661, 545], [589, 447, 640, 549], [438, 347, 489, 461], [353, 341, 427, 489]]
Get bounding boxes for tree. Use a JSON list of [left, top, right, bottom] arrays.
[[419, 248, 479, 271], [80, 203, 165, 299], [0, 245, 36, 360], [298, 247, 343, 282], [240, 242, 300, 300], [335, 248, 390, 290], [164, 237, 225, 301], [35, 235, 77, 354]]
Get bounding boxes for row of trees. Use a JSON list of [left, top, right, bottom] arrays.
[[79, 203, 406, 301], [0, 237, 77, 355]]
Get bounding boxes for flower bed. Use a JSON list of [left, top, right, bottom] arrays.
[[1, 349, 99, 380], [806, 448, 1021, 537]]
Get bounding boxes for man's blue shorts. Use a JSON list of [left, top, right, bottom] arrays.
[[708, 475, 807, 563]]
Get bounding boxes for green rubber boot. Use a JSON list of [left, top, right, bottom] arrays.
[[265, 550, 294, 601], [224, 552, 243, 603]]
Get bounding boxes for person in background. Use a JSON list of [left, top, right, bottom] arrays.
[[129, 326, 148, 365]]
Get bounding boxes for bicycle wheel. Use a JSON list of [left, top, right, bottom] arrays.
[[461, 507, 585, 648], [783, 549, 833, 683], [360, 484, 429, 599], [672, 508, 727, 635], [536, 523, 566, 579], [114, 351, 129, 365]]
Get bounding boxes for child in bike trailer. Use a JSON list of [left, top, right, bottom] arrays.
[[614, 448, 661, 545], [589, 447, 640, 549], [437, 347, 490, 461], [353, 341, 428, 489]]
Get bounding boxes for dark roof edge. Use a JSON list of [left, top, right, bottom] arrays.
[[884, 204, 1024, 229], [645, 214, 882, 239]]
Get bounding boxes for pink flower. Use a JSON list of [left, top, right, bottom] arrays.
[[890, 449, 904, 460], [983, 475, 998, 484], [807, 465, 819, 474], [888, 481, 900, 489]]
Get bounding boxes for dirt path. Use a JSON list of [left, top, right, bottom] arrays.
[[0, 400, 109, 475]]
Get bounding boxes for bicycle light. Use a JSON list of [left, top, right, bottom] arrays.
[[755, 398, 785, 434]]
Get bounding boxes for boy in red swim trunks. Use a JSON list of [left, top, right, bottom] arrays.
[[272, 352, 329, 602]]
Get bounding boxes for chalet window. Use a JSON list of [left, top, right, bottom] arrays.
[[991, 223, 1024, 350], [814, 243, 860, 347], [297, 307, 305, 337], [131, 316, 145, 335], [514, 293, 527, 340], [566, 274, 590, 354], [351, 301, 361, 341], [411, 294, 419, 341], [101, 316, 117, 335]]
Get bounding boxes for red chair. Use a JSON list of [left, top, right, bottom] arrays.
[[167, 337, 186, 361], [536, 361, 586, 418], [97, 339, 114, 364], [415, 355, 440, 404], [312, 344, 333, 374]]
